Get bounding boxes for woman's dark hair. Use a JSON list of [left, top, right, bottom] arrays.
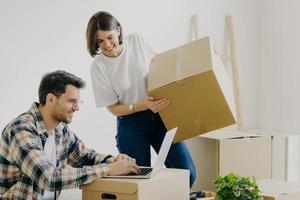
[[38, 70, 86, 105], [86, 11, 123, 57]]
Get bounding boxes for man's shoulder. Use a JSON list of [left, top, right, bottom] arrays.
[[2, 112, 36, 137]]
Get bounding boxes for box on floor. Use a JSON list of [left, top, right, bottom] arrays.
[[81, 169, 189, 200], [186, 129, 272, 191], [257, 179, 300, 200], [148, 36, 236, 142]]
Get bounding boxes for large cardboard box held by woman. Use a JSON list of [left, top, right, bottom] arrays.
[[148, 36, 236, 142]]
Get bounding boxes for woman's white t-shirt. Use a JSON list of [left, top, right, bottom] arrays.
[[90, 33, 155, 107]]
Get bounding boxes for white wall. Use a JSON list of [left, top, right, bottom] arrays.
[[0, 0, 261, 154], [258, 1, 300, 181], [260, 0, 300, 134]]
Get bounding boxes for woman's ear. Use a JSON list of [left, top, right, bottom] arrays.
[[117, 26, 121, 36]]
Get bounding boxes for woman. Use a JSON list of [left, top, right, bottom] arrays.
[[86, 11, 196, 188]]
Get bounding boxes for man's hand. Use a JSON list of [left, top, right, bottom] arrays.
[[107, 159, 141, 176], [106, 154, 136, 163]]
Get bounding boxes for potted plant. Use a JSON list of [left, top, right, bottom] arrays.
[[214, 173, 262, 200]]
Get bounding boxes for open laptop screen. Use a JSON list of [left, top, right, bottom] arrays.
[[103, 127, 177, 179]]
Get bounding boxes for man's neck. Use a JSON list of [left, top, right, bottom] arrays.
[[38, 105, 59, 132]]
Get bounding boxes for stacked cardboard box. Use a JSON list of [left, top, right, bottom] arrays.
[[186, 129, 272, 191]]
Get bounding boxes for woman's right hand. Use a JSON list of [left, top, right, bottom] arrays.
[[138, 96, 171, 113], [107, 159, 140, 176]]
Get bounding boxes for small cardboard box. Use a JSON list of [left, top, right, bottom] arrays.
[[186, 130, 272, 191], [81, 169, 189, 200], [257, 179, 300, 200], [148, 36, 236, 142]]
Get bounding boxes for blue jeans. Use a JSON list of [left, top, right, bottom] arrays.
[[116, 110, 196, 188]]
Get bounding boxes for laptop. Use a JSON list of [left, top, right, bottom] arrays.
[[104, 127, 177, 179]]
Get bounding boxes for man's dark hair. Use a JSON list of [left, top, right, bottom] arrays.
[[38, 70, 86, 105]]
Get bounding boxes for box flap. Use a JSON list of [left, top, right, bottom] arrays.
[[148, 50, 178, 91], [81, 179, 138, 194], [201, 129, 264, 140], [148, 37, 212, 91], [211, 48, 236, 121], [179, 36, 212, 79], [257, 179, 300, 198]]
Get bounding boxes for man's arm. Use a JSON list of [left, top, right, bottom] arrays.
[[66, 130, 111, 167], [65, 129, 141, 176], [9, 126, 108, 191]]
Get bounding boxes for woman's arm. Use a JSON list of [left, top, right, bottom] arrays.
[[107, 97, 171, 116]]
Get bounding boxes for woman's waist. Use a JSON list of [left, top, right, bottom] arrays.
[[117, 109, 162, 123]]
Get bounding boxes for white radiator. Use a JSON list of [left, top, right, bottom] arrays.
[[254, 130, 300, 182], [286, 135, 300, 181]]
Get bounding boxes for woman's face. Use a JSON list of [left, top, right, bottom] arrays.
[[95, 28, 122, 57]]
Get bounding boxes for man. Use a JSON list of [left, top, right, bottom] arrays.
[[0, 70, 140, 200]]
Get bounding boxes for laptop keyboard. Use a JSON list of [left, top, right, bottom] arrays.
[[126, 167, 153, 176]]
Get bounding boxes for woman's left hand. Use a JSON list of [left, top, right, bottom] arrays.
[[145, 97, 171, 113]]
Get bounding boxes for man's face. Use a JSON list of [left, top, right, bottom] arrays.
[[51, 85, 81, 124]]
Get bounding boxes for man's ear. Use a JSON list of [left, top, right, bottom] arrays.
[[46, 93, 57, 105]]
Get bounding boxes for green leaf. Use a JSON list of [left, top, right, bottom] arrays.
[[214, 173, 262, 200]]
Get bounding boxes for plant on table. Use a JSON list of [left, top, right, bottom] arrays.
[[214, 173, 262, 200]]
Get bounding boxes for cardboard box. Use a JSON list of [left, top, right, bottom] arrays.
[[257, 179, 300, 200], [81, 169, 189, 200], [186, 130, 272, 191], [148, 36, 236, 142]]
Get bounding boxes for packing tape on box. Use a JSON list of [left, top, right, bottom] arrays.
[[176, 47, 181, 81]]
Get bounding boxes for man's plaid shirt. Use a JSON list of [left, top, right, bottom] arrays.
[[0, 103, 110, 200]]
